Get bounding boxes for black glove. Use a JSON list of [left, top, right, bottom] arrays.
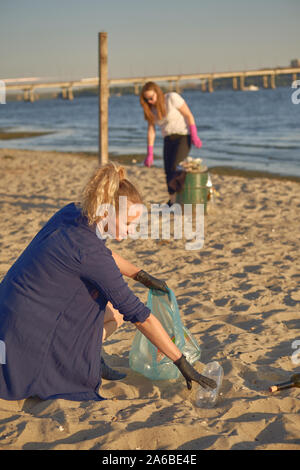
[[134, 270, 169, 293], [174, 354, 217, 391]]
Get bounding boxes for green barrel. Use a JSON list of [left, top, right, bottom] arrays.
[[176, 168, 209, 214]]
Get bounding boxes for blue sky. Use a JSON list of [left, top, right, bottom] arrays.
[[1, 0, 299, 80]]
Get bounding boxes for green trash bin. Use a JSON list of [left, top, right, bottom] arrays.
[[176, 167, 209, 214]]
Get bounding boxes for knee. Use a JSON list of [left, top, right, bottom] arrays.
[[107, 302, 124, 328], [114, 311, 124, 328]]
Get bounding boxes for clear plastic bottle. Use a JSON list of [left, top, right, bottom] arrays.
[[195, 361, 224, 407]]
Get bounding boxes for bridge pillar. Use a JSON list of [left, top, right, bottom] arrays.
[[175, 80, 181, 93], [232, 77, 238, 90], [67, 87, 74, 100], [29, 89, 35, 102], [62, 88, 67, 99], [263, 75, 268, 88], [134, 83, 139, 95], [168, 81, 174, 92], [270, 74, 276, 89], [292, 73, 298, 82], [208, 77, 214, 93], [23, 90, 30, 101], [201, 80, 207, 92], [240, 75, 245, 91]]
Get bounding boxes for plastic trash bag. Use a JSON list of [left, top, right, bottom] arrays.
[[129, 288, 201, 380]]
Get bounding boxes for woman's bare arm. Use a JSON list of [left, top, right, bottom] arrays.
[[135, 313, 182, 362], [111, 250, 140, 278], [147, 123, 156, 147], [178, 102, 195, 126]]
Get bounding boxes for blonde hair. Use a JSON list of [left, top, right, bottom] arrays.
[[81, 162, 143, 226], [140, 81, 167, 125]]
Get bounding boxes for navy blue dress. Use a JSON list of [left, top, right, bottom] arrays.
[[0, 203, 151, 401]]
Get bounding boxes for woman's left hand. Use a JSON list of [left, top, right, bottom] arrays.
[[133, 270, 168, 293], [189, 124, 202, 148]]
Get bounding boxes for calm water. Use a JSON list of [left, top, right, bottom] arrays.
[[1, 87, 300, 177]]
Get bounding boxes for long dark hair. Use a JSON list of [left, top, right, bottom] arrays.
[[139, 81, 167, 125]]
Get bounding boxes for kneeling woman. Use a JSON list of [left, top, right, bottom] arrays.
[[0, 163, 215, 401]]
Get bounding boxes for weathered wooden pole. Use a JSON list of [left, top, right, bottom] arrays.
[[98, 32, 109, 165]]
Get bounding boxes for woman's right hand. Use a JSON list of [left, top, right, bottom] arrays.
[[144, 146, 154, 167]]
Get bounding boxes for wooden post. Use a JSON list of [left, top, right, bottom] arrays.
[[98, 32, 109, 165]]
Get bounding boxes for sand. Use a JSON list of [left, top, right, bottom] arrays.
[[0, 147, 299, 450]]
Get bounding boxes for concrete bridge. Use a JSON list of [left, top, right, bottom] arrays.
[[4, 66, 300, 102]]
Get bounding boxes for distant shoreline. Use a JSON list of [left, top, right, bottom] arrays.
[[0, 129, 55, 140]]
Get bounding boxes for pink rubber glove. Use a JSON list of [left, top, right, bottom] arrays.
[[189, 124, 202, 148], [144, 145, 154, 167]]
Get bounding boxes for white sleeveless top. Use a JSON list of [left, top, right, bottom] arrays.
[[153, 92, 190, 137]]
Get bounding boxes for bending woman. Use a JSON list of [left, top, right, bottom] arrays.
[[140, 81, 202, 206], [0, 162, 215, 402]]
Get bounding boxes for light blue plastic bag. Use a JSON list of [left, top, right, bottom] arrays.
[[129, 288, 201, 380]]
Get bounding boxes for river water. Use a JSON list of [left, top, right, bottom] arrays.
[[1, 87, 300, 177]]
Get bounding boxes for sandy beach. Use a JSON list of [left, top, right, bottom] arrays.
[[0, 147, 299, 450]]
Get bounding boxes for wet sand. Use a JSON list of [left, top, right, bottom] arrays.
[[0, 129, 55, 140]]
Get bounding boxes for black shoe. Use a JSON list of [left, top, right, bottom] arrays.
[[100, 356, 127, 381]]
